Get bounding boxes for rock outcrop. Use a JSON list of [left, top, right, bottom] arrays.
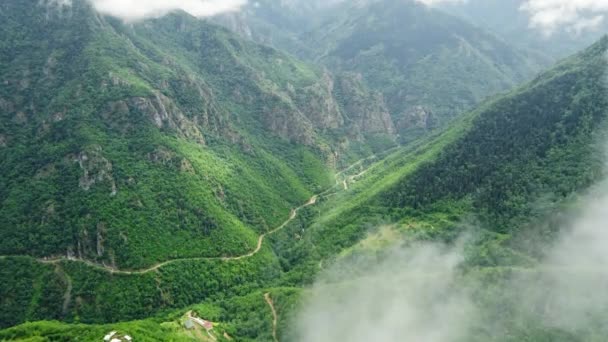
[[75, 146, 117, 196], [335, 73, 396, 136], [397, 105, 436, 131]]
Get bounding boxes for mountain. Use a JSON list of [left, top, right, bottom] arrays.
[[215, 0, 548, 141], [211, 0, 341, 56], [0, 0, 398, 328], [3, 35, 608, 341], [269, 35, 608, 283], [306, 0, 549, 139], [438, 0, 608, 60], [3, 0, 608, 340], [0, 0, 397, 269]]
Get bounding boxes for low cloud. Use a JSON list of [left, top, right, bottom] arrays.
[[295, 242, 476, 342], [90, 0, 247, 21], [521, 0, 608, 35], [415, 0, 467, 6], [296, 155, 608, 340], [530, 181, 608, 330]]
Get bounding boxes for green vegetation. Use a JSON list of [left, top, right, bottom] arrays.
[[0, 287, 304, 342], [302, 0, 546, 139], [3, 0, 608, 340], [385, 37, 608, 234], [0, 0, 385, 329], [265, 36, 608, 287]]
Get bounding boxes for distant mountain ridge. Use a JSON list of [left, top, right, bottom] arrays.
[[214, 0, 548, 141]]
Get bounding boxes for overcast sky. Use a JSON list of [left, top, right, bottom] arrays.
[[421, 0, 608, 34], [519, 0, 608, 34], [89, 0, 608, 35], [90, 0, 247, 20]]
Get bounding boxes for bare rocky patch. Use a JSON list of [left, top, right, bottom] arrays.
[[75, 145, 117, 196]]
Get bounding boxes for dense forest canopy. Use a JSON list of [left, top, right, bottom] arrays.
[[1, 0, 608, 341]]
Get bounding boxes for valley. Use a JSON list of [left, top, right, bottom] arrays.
[[2, 0, 608, 341]]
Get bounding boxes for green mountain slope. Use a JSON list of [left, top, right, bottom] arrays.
[[0, 0, 398, 329], [266, 36, 608, 283], [2, 35, 597, 333], [3, 0, 608, 340], [384, 36, 608, 233], [0, 0, 398, 271], [214, 0, 548, 141], [305, 0, 547, 139]]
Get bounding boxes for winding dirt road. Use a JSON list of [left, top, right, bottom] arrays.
[[28, 196, 318, 275], [264, 293, 279, 342], [0, 153, 382, 275]]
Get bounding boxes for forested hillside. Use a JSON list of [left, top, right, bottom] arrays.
[[215, 0, 548, 141], [385, 36, 608, 234], [265, 36, 608, 285], [2, 0, 608, 340], [0, 0, 396, 329], [0, 0, 397, 271]]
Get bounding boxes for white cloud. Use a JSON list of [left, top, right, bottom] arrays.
[[90, 0, 247, 21], [521, 0, 608, 35], [415, 0, 467, 6], [295, 241, 477, 342]]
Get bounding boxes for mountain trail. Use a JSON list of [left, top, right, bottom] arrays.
[[0, 151, 389, 275], [264, 293, 279, 342]]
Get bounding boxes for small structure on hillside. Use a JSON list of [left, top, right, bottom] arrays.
[[103, 331, 132, 342], [184, 319, 195, 330], [191, 316, 214, 330], [104, 331, 117, 341]]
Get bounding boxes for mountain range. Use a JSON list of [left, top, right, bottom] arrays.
[[1, 0, 608, 341]]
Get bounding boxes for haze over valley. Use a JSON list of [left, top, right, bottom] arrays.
[[1, 0, 608, 341]]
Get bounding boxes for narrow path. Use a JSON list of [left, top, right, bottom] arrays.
[[0, 152, 387, 275], [32, 196, 317, 275], [264, 293, 279, 342]]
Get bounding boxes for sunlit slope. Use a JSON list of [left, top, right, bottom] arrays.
[[0, 0, 396, 271], [0, 287, 303, 342], [268, 36, 608, 283]]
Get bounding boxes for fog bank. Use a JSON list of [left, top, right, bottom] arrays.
[[296, 169, 608, 341]]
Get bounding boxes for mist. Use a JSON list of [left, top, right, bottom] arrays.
[[89, 0, 247, 21], [295, 242, 476, 342], [526, 181, 608, 331], [521, 0, 608, 35], [295, 164, 608, 341]]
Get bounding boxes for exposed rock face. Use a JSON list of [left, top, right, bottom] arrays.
[[167, 75, 226, 135], [130, 93, 207, 145], [96, 223, 106, 257], [75, 145, 117, 196], [262, 92, 315, 145], [147, 147, 196, 174], [148, 147, 177, 165], [397, 105, 436, 131], [180, 158, 196, 174], [34, 163, 56, 179], [103, 93, 206, 145], [297, 73, 345, 130], [102, 70, 232, 146], [14, 111, 28, 124], [261, 71, 397, 146], [335, 73, 396, 136]]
